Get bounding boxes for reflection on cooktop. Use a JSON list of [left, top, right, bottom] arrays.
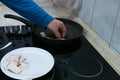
[[0, 27, 120, 80]]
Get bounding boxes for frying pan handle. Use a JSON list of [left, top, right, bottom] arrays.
[[4, 14, 49, 37], [4, 14, 34, 27]]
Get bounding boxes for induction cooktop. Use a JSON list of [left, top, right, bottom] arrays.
[[0, 26, 120, 80]]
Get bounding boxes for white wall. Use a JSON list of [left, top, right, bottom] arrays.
[[79, 0, 120, 54]]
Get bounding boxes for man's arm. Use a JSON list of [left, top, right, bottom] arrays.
[[1, 0, 54, 28]]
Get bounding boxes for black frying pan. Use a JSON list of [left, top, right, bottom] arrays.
[[4, 14, 83, 54]]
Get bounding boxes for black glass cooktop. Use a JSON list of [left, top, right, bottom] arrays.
[[0, 26, 120, 80]]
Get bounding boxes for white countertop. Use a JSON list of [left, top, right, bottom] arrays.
[[0, 3, 25, 26]]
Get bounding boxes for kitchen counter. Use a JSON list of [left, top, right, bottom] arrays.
[[0, 3, 24, 26], [0, 0, 120, 76]]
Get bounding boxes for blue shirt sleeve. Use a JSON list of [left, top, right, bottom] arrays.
[[0, 0, 54, 28]]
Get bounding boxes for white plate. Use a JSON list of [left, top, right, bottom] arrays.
[[0, 47, 54, 79]]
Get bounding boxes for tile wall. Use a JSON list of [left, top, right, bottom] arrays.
[[80, 0, 120, 54]]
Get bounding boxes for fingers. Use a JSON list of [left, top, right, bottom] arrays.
[[54, 23, 67, 38], [60, 24, 67, 37], [47, 19, 67, 38], [54, 30, 61, 38]]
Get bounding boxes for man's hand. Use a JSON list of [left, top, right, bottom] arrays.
[[47, 19, 67, 38]]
